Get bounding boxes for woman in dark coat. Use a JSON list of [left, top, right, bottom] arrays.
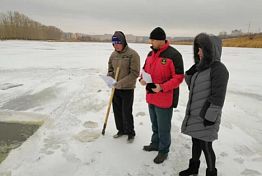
[[180, 33, 229, 176]]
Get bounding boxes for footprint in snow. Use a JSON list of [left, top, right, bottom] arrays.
[[252, 157, 262, 162], [74, 129, 100, 142], [219, 152, 228, 157], [136, 112, 146, 117], [234, 145, 254, 156], [40, 135, 64, 155], [241, 169, 261, 176], [234, 157, 244, 164], [83, 121, 98, 128]]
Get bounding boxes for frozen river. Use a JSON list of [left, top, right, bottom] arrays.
[[0, 40, 261, 176]]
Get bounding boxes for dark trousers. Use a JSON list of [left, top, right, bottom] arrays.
[[112, 89, 135, 136], [192, 137, 216, 171], [148, 104, 173, 154]]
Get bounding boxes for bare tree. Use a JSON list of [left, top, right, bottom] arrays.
[[0, 11, 64, 40]]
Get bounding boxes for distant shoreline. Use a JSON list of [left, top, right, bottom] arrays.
[[174, 34, 262, 48], [1, 37, 262, 48]]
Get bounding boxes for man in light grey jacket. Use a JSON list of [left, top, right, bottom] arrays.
[[180, 33, 229, 176]]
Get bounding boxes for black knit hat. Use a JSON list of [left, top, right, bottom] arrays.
[[149, 27, 166, 40]]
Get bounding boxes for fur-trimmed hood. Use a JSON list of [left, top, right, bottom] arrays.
[[193, 33, 222, 70]]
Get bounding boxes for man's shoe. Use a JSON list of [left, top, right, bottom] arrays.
[[143, 144, 158, 151], [153, 152, 168, 164], [127, 135, 135, 143], [113, 132, 124, 138]]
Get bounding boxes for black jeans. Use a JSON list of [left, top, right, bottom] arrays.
[[192, 138, 216, 171], [112, 89, 135, 136]]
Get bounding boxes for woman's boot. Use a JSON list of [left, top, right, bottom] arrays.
[[206, 168, 217, 176], [179, 159, 200, 176]]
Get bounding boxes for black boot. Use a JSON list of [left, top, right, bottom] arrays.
[[179, 159, 200, 176], [153, 152, 168, 164], [206, 168, 217, 176], [127, 134, 135, 143], [143, 144, 158, 151]]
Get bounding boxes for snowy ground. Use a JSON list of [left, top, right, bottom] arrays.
[[0, 40, 261, 176]]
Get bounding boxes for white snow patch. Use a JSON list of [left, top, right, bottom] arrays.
[[0, 41, 261, 176]]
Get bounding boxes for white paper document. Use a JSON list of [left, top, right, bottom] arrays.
[[100, 75, 116, 88], [141, 69, 152, 83]]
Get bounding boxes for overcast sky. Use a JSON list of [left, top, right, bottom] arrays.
[[0, 0, 261, 37]]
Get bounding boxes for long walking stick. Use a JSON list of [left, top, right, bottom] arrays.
[[102, 67, 120, 135]]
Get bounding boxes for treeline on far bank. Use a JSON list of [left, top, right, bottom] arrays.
[[173, 34, 262, 48], [1, 11, 262, 48], [222, 34, 262, 48], [0, 11, 63, 40], [0, 11, 145, 43]]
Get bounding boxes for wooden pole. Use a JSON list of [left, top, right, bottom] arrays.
[[102, 67, 120, 135]]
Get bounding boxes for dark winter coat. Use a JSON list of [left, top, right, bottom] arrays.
[[143, 41, 184, 108], [181, 33, 229, 142]]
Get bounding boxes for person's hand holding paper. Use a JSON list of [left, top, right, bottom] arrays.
[[100, 75, 117, 88], [141, 69, 157, 94], [141, 69, 152, 83]]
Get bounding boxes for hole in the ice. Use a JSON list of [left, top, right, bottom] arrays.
[[0, 121, 42, 163]]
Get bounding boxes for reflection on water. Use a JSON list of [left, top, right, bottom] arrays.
[[0, 122, 40, 163]]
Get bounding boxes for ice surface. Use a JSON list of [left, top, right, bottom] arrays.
[[0, 40, 261, 175]]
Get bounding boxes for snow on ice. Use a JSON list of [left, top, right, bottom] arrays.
[[0, 40, 261, 176]]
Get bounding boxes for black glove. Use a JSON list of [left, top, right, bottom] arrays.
[[146, 83, 156, 94], [186, 64, 197, 75], [203, 119, 215, 127]]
